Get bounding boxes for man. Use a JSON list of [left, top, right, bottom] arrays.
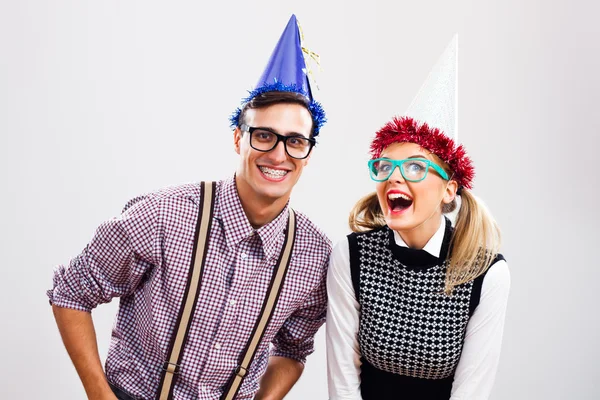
[[48, 14, 330, 400]]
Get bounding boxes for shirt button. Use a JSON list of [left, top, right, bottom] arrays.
[[240, 252, 248, 260], [214, 343, 221, 350], [229, 299, 237, 306]]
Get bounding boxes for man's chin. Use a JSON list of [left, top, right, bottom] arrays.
[[247, 178, 286, 198], [256, 188, 291, 202]]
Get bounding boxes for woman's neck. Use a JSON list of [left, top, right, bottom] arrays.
[[396, 214, 443, 250]]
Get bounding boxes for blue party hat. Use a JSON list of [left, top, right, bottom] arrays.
[[229, 14, 326, 136]]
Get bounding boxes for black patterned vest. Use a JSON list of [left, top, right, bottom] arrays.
[[348, 218, 503, 399]]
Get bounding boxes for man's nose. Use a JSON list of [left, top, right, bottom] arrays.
[[267, 140, 288, 163]]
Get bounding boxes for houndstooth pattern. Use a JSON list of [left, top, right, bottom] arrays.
[[356, 228, 473, 380], [48, 176, 331, 400]]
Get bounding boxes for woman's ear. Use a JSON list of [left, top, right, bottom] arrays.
[[443, 179, 458, 205]]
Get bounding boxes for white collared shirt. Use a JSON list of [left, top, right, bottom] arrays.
[[392, 215, 447, 258], [326, 216, 510, 400]]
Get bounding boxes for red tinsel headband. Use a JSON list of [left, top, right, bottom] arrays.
[[369, 116, 475, 189]]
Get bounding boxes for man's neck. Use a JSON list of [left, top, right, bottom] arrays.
[[235, 176, 289, 229]]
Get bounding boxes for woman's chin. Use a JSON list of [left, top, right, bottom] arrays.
[[385, 214, 415, 232]]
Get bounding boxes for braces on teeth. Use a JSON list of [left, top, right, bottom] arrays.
[[260, 166, 288, 177]]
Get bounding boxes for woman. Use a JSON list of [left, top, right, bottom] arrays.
[[326, 116, 510, 399]]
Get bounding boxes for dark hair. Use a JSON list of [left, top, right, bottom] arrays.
[[238, 91, 315, 138]]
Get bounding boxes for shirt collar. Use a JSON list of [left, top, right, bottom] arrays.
[[256, 204, 290, 260], [392, 215, 446, 258], [215, 176, 289, 260]]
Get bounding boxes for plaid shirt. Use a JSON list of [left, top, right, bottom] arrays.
[[47, 176, 331, 400]]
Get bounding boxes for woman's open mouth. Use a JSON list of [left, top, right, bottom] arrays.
[[387, 192, 413, 213]]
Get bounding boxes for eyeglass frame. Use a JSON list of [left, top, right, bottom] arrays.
[[367, 157, 450, 182], [240, 124, 316, 160]]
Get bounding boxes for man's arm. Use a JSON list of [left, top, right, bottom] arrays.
[[263, 260, 328, 399], [47, 196, 162, 398], [254, 356, 304, 400], [52, 305, 117, 400]]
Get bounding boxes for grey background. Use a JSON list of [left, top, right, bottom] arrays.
[[1, 0, 599, 399]]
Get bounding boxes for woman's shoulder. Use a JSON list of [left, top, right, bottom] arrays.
[[483, 257, 510, 288], [346, 225, 389, 240]]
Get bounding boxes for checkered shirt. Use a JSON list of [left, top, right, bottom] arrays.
[[47, 176, 331, 399]]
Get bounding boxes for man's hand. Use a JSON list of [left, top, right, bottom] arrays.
[[255, 356, 304, 400]]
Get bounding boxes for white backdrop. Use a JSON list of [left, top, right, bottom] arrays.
[[2, 1, 599, 399]]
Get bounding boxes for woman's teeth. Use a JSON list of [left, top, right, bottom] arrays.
[[388, 193, 412, 201], [259, 166, 288, 178], [388, 192, 413, 211]]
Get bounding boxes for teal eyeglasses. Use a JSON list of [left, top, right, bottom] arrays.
[[368, 158, 449, 182]]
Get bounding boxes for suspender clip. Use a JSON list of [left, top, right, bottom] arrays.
[[234, 366, 248, 378], [162, 361, 180, 375]]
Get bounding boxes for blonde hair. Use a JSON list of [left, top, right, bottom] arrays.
[[349, 188, 501, 295]]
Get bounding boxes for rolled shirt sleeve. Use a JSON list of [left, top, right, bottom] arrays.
[[47, 194, 161, 312], [270, 266, 328, 364]]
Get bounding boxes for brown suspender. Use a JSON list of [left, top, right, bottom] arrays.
[[157, 181, 216, 400], [157, 181, 297, 400]]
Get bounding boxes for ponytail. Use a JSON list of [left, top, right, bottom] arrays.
[[349, 192, 386, 232], [445, 189, 501, 294]]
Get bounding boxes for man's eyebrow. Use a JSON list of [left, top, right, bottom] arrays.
[[254, 126, 308, 138]]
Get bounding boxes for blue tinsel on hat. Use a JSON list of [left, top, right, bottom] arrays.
[[229, 14, 326, 136]]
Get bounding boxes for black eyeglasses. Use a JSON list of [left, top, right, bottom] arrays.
[[240, 124, 315, 160]]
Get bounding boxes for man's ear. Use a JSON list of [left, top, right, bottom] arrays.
[[301, 152, 312, 167], [443, 179, 458, 205], [233, 127, 242, 155]]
